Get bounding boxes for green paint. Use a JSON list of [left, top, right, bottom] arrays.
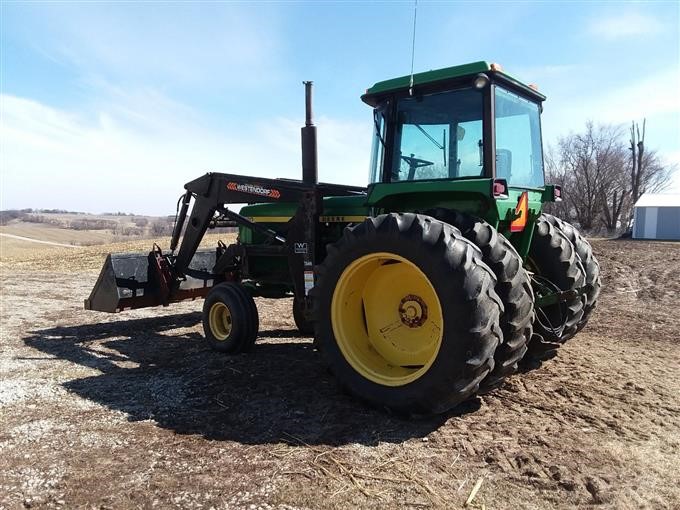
[[362, 60, 545, 104], [364, 61, 491, 97], [238, 61, 555, 262], [239, 180, 547, 259], [366, 178, 493, 208]]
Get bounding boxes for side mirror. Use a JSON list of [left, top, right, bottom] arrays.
[[457, 125, 466, 141]]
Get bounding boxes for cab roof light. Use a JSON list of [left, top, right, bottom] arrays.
[[473, 73, 490, 89], [490, 63, 503, 72]]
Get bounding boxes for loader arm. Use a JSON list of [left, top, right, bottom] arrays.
[[85, 171, 365, 313], [171, 172, 364, 275]]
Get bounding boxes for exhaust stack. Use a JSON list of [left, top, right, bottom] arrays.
[[301, 81, 318, 185]]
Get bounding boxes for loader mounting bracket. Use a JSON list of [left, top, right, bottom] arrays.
[[149, 244, 173, 306]]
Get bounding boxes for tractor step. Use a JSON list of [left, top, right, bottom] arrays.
[[85, 249, 219, 313]]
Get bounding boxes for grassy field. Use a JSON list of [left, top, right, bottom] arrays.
[[1, 237, 679, 509], [0, 223, 114, 248], [0, 232, 231, 272], [0, 212, 172, 258]]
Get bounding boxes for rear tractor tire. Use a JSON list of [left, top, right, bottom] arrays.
[[523, 215, 586, 367], [424, 209, 534, 392], [543, 214, 601, 331], [312, 213, 503, 415], [203, 282, 259, 353]]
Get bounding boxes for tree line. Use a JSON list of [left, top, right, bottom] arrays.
[[544, 120, 675, 234]]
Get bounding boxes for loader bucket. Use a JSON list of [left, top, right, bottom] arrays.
[[85, 249, 218, 313]]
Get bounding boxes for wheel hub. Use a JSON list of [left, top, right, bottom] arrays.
[[330, 252, 443, 386], [398, 294, 428, 328], [209, 302, 233, 340]]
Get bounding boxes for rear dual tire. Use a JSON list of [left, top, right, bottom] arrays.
[[543, 214, 601, 331], [313, 213, 503, 415], [523, 216, 586, 365], [424, 209, 534, 392]]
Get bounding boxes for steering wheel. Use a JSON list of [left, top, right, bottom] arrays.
[[400, 155, 434, 180]]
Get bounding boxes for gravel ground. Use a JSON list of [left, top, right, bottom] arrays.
[[1, 238, 679, 509]]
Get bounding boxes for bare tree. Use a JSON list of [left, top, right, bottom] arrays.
[[627, 119, 673, 227], [150, 220, 171, 236], [543, 144, 570, 219], [548, 120, 673, 234], [551, 122, 624, 230], [599, 146, 629, 232]]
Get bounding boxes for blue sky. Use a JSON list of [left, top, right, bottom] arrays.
[[1, 1, 678, 214]]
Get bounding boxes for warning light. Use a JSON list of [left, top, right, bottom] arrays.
[[493, 179, 508, 198], [553, 185, 563, 202]]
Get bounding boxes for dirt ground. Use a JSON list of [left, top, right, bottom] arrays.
[[1, 237, 679, 509]]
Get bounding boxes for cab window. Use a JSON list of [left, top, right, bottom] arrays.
[[390, 88, 484, 181], [494, 87, 544, 187]]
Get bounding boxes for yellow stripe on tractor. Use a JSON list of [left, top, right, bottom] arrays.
[[247, 215, 367, 223], [246, 216, 292, 223]]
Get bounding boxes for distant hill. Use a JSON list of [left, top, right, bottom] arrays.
[[0, 210, 175, 258], [0, 209, 235, 258]]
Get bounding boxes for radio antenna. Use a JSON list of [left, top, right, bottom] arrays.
[[408, 0, 418, 96]]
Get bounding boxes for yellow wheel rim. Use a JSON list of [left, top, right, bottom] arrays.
[[209, 302, 233, 341], [331, 252, 443, 386]]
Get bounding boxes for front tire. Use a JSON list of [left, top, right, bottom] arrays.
[[312, 213, 502, 415], [293, 296, 314, 336], [203, 282, 259, 353]]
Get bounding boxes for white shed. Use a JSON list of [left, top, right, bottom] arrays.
[[633, 193, 680, 240]]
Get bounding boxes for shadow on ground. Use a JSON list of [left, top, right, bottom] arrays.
[[24, 312, 475, 446]]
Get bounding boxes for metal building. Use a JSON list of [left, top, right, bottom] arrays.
[[633, 193, 680, 240]]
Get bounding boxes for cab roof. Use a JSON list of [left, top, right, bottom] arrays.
[[361, 60, 546, 106]]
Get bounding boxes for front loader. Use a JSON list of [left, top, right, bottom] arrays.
[[86, 62, 601, 415]]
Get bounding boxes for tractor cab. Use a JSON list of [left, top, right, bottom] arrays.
[[362, 61, 546, 190]]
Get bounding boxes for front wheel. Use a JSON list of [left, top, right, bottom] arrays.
[[312, 213, 502, 415], [203, 282, 259, 353], [293, 296, 314, 336]]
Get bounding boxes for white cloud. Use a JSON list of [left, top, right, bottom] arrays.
[[590, 70, 679, 122], [0, 93, 371, 215], [665, 150, 680, 166], [7, 4, 285, 91], [541, 68, 680, 143], [513, 64, 579, 80], [588, 11, 665, 40], [665, 151, 680, 192]]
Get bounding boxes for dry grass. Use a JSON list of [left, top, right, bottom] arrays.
[[0, 233, 234, 272], [0, 223, 115, 246], [1, 238, 679, 509]]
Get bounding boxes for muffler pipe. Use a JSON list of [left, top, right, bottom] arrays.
[[301, 81, 318, 185]]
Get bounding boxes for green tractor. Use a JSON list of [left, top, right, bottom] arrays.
[[86, 61, 601, 415]]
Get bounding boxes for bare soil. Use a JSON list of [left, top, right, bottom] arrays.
[[1, 238, 679, 509]]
